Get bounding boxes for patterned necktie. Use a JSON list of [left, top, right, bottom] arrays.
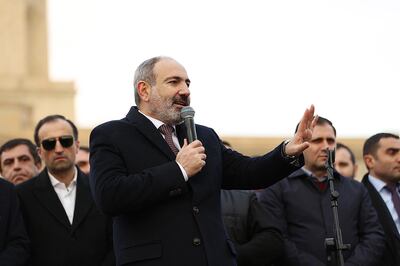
[[386, 183, 400, 218], [158, 124, 179, 155]]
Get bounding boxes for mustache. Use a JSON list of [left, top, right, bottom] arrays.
[[173, 95, 190, 106]]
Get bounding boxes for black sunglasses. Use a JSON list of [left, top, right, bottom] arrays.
[[41, 135, 74, 151]]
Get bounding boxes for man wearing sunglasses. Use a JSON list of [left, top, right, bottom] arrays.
[[16, 115, 115, 266], [89, 56, 317, 266]]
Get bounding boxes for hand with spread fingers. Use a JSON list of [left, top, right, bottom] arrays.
[[284, 104, 317, 157]]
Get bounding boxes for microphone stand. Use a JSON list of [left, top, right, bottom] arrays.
[[325, 148, 351, 266]]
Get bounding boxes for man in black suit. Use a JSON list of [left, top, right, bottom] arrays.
[[17, 115, 115, 266], [89, 56, 316, 266], [362, 133, 400, 266], [0, 178, 30, 265]]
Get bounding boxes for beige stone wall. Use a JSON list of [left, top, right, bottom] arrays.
[[0, 0, 75, 142], [0, 0, 27, 77]]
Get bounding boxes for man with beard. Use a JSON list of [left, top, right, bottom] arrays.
[[0, 138, 42, 185], [89, 56, 317, 266], [362, 133, 400, 265], [16, 115, 115, 266], [258, 117, 385, 266]]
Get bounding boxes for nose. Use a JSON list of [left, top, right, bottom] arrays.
[[322, 140, 334, 152], [13, 160, 22, 170], [179, 84, 190, 97], [396, 153, 400, 163], [54, 140, 64, 153]]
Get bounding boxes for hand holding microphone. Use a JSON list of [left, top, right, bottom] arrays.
[[176, 107, 206, 177]]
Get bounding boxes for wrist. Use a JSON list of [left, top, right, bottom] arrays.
[[282, 139, 296, 159]]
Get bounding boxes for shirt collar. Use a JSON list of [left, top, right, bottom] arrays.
[[301, 167, 313, 177], [48, 167, 78, 189], [139, 110, 176, 131], [368, 174, 390, 193], [289, 167, 340, 181], [301, 167, 327, 182]]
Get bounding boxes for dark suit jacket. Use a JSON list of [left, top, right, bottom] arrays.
[[259, 169, 385, 266], [0, 178, 30, 266], [89, 106, 302, 266], [16, 168, 115, 266], [362, 174, 400, 266]]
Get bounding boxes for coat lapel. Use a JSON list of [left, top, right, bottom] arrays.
[[71, 171, 93, 233], [33, 170, 71, 229], [125, 106, 177, 160]]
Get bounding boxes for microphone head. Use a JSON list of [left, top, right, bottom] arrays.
[[326, 148, 335, 167], [180, 106, 195, 119]]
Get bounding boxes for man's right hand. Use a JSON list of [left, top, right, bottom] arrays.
[[176, 139, 206, 177]]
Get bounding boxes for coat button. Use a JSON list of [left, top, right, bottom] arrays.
[[193, 206, 199, 214], [193, 237, 201, 246]]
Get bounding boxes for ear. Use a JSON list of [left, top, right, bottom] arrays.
[[75, 140, 80, 154], [363, 154, 374, 170], [137, 81, 151, 102], [37, 147, 43, 159], [35, 160, 42, 170]]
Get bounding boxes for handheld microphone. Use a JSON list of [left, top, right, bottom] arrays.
[[180, 106, 197, 143]]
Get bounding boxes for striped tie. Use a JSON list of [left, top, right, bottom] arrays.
[[158, 124, 179, 155], [386, 183, 400, 219]]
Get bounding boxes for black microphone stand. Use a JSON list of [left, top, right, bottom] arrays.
[[325, 148, 351, 266]]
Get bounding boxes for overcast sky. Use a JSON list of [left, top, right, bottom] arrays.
[[47, 0, 400, 137]]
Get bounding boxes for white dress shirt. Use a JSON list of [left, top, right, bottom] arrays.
[[48, 167, 78, 224], [139, 111, 189, 181], [369, 174, 400, 233]]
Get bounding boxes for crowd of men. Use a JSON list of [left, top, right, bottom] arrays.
[[0, 56, 399, 266]]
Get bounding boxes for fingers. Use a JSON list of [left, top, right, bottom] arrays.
[[182, 139, 188, 148], [310, 114, 318, 130], [297, 104, 316, 134], [176, 140, 206, 177], [296, 142, 310, 153]]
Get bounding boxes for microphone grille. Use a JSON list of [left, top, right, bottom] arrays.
[[180, 106, 195, 119]]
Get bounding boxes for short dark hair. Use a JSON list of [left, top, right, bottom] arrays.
[[336, 142, 356, 164], [363, 133, 399, 157], [0, 138, 41, 171], [34, 115, 78, 147], [295, 116, 336, 136]]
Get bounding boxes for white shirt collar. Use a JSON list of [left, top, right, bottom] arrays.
[[48, 167, 78, 189], [138, 110, 176, 131], [368, 174, 387, 193]]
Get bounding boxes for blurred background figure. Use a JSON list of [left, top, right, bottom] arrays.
[[334, 142, 358, 179], [221, 140, 284, 266], [75, 146, 90, 175], [0, 178, 30, 265], [0, 138, 42, 185]]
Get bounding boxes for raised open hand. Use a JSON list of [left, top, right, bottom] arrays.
[[284, 104, 317, 157]]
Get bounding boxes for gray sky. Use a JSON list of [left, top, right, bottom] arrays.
[[48, 0, 400, 137]]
